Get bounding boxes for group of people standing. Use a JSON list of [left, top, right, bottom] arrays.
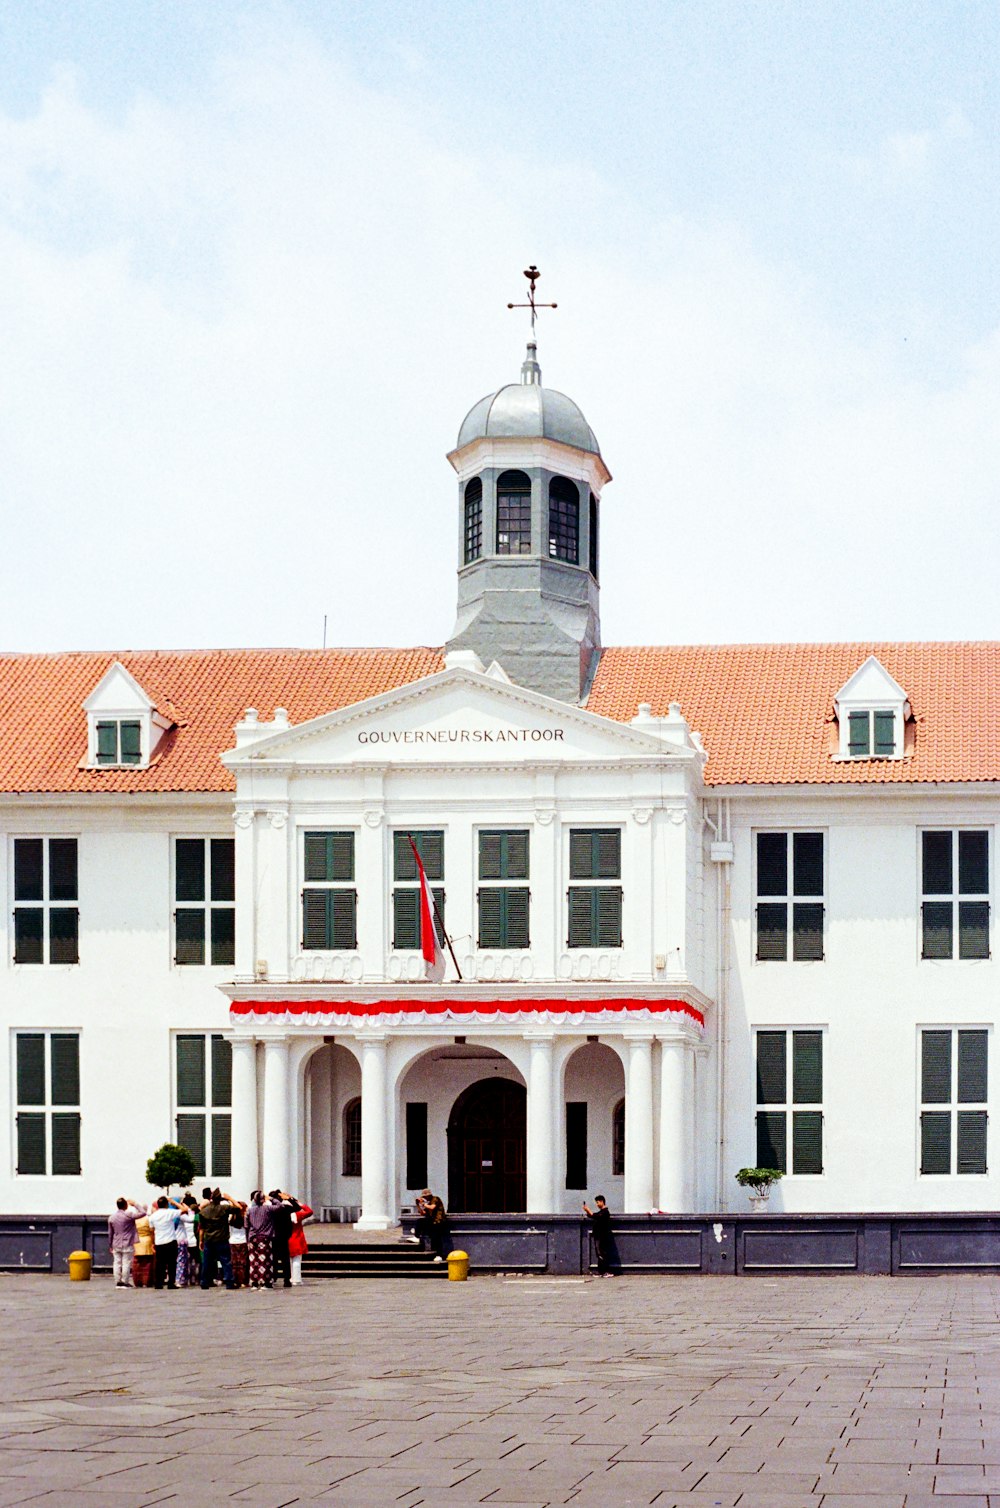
[[107, 1188, 313, 1291]]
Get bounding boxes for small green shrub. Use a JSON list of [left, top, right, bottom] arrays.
[[146, 1142, 196, 1192], [735, 1166, 784, 1197]]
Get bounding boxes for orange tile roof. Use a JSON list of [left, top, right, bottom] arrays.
[[588, 642, 1000, 785], [1, 641, 997, 794], [0, 648, 443, 793]]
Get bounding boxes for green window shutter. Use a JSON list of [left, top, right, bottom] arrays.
[[958, 902, 990, 960], [756, 903, 787, 961], [756, 1110, 787, 1172], [848, 710, 870, 756], [175, 908, 205, 965], [176, 1035, 207, 1108], [13, 909, 44, 965], [50, 1034, 80, 1106], [210, 908, 235, 966], [756, 833, 787, 896], [922, 832, 952, 895], [920, 1111, 951, 1174], [792, 1031, 823, 1104], [568, 887, 595, 948], [418, 832, 444, 881], [48, 840, 78, 901], [393, 888, 420, 950], [756, 1031, 787, 1105], [569, 830, 594, 879], [791, 903, 824, 960], [921, 1030, 952, 1103], [505, 831, 529, 880], [595, 831, 621, 879], [595, 887, 623, 947], [211, 839, 235, 902], [119, 721, 142, 764], [51, 1113, 81, 1175], [478, 888, 503, 949], [792, 1110, 823, 1174], [304, 832, 331, 882], [96, 720, 118, 763], [393, 832, 415, 881], [14, 839, 43, 901], [921, 902, 952, 959], [176, 1114, 207, 1179], [957, 1031, 988, 1104], [505, 887, 530, 948], [176, 839, 205, 902], [16, 1113, 46, 1175], [565, 1101, 588, 1189], [329, 833, 355, 882], [394, 830, 444, 882], [302, 890, 330, 949], [16, 1035, 46, 1105], [49, 908, 79, 965], [873, 710, 895, 756], [432, 888, 446, 946], [211, 1035, 232, 1107], [330, 890, 358, 950], [211, 1113, 232, 1178], [956, 1111, 988, 1175], [792, 833, 823, 896], [958, 831, 989, 894], [405, 1102, 428, 1189]]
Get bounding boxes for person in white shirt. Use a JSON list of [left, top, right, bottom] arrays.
[[148, 1197, 181, 1290]]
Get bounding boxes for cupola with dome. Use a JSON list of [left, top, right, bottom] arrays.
[[446, 271, 611, 704]]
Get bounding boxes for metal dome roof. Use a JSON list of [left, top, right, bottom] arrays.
[[456, 343, 600, 456]]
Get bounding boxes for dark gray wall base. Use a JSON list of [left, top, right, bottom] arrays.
[[0, 1217, 112, 1274]]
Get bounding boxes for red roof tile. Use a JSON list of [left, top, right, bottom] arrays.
[[588, 642, 1000, 784]]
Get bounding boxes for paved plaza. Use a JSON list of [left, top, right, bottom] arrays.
[[1, 1273, 999, 1506]]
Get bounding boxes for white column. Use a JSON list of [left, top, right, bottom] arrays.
[[261, 1038, 290, 1193], [230, 1038, 259, 1197], [526, 1034, 555, 1212], [356, 1035, 392, 1230], [624, 1034, 655, 1212], [657, 1036, 690, 1212]]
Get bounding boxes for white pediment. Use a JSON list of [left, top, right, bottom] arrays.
[[223, 667, 695, 770], [834, 655, 908, 709], [83, 660, 155, 715]]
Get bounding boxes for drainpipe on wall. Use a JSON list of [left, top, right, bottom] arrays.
[[705, 798, 733, 1211]]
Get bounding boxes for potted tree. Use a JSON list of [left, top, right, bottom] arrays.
[[146, 1142, 197, 1199], [735, 1166, 783, 1212]]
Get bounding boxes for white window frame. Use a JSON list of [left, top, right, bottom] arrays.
[[917, 1026, 990, 1177], [12, 1029, 82, 1177], [172, 837, 236, 968], [173, 1032, 233, 1181], [918, 827, 991, 963], [753, 830, 825, 963], [11, 836, 80, 967], [299, 827, 359, 954], [753, 1026, 826, 1177]]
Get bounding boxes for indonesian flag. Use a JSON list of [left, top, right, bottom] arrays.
[[409, 837, 446, 982]]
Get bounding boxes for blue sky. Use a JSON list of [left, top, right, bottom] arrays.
[[1, 1, 997, 651]]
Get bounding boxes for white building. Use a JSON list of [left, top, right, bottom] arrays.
[[2, 341, 997, 1222]]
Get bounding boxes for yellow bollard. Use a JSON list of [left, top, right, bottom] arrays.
[[446, 1250, 469, 1281], [68, 1250, 92, 1282]]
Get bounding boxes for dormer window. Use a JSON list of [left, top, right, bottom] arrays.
[[833, 656, 910, 762], [96, 719, 142, 766]]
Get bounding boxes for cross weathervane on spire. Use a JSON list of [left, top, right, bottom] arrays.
[[507, 264, 557, 337]]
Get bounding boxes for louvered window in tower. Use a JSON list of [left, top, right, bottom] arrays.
[[548, 476, 579, 563], [464, 477, 483, 564], [302, 831, 357, 951], [496, 470, 532, 555]]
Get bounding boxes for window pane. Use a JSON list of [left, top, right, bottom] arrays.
[[211, 1035, 233, 1107], [496, 470, 532, 554], [922, 832, 952, 895], [13, 909, 44, 965], [49, 908, 79, 965], [48, 839, 77, 901], [957, 1031, 988, 1104], [176, 1035, 206, 1107], [176, 839, 205, 902], [920, 1111, 951, 1174], [792, 1111, 823, 1174], [588, 492, 599, 580], [119, 721, 142, 764], [792, 903, 824, 961], [464, 478, 483, 564], [957, 1111, 988, 1175], [392, 888, 420, 950], [14, 839, 43, 901], [211, 839, 235, 901], [756, 1032, 787, 1105], [756, 903, 787, 961], [16, 1113, 46, 1175], [175, 909, 205, 965], [16, 1035, 46, 1105], [96, 720, 118, 763], [958, 902, 989, 960], [921, 1031, 952, 1103], [792, 1031, 823, 1104], [958, 831, 988, 895], [405, 1102, 428, 1189], [176, 1114, 206, 1178], [757, 833, 787, 896], [848, 710, 870, 756], [548, 477, 579, 564], [921, 902, 953, 959], [343, 1098, 362, 1177], [50, 1035, 80, 1105], [792, 833, 823, 897], [51, 1113, 81, 1175], [612, 1099, 624, 1175], [873, 710, 896, 756], [210, 908, 235, 966], [211, 1113, 232, 1178], [565, 1101, 588, 1189], [756, 1110, 787, 1172]]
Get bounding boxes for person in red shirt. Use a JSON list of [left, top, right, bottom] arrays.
[[288, 1198, 314, 1286]]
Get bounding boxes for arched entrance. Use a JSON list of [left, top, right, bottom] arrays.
[[447, 1078, 526, 1212]]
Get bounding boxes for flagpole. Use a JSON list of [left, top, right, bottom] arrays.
[[406, 834, 463, 983]]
